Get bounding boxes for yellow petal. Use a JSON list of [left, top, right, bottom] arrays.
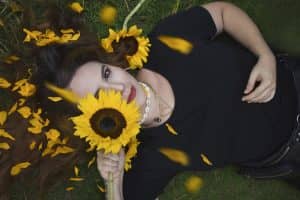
[[10, 162, 31, 176], [0, 142, 10, 150], [0, 111, 7, 125], [48, 97, 62, 102], [0, 78, 11, 88], [17, 83, 36, 97], [165, 123, 178, 135], [69, 2, 84, 13], [74, 166, 79, 176], [8, 102, 18, 115], [18, 98, 26, 106], [4, 55, 20, 64], [61, 29, 75, 34], [12, 79, 27, 91], [38, 142, 43, 150], [158, 35, 193, 54], [45, 82, 80, 104], [51, 146, 75, 157], [17, 106, 31, 118], [69, 177, 84, 181], [66, 187, 75, 191], [29, 141, 36, 150], [159, 148, 189, 166], [88, 156, 96, 168], [97, 184, 106, 192], [0, 129, 15, 141], [185, 176, 203, 193], [200, 153, 213, 166], [45, 129, 61, 141], [99, 5, 117, 25]]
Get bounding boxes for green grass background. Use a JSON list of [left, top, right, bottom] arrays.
[[1, 0, 300, 199]]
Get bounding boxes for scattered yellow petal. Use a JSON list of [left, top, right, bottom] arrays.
[[0, 78, 11, 88], [97, 184, 106, 192], [99, 5, 117, 25], [0, 129, 15, 141], [45, 129, 61, 141], [48, 96, 63, 102], [185, 176, 203, 193], [66, 187, 75, 191], [12, 79, 27, 91], [29, 141, 36, 150], [86, 145, 95, 153], [0, 111, 7, 125], [74, 166, 79, 177], [51, 146, 75, 157], [159, 147, 189, 166], [17, 106, 31, 118], [18, 98, 26, 106], [69, 177, 84, 182], [4, 55, 20, 64], [158, 35, 193, 54], [45, 82, 80, 104], [88, 156, 96, 168], [165, 123, 178, 135], [38, 142, 43, 150], [17, 83, 36, 97], [8, 102, 18, 115], [10, 162, 31, 176], [200, 153, 213, 166], [0, 142, 10, 150], [69, 2, 84, 13], [61, 29, 75, 34]]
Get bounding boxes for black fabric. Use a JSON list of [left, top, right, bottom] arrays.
[[123, 6, 298, 200]]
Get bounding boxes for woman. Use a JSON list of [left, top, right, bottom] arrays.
[[91, 2, 299, 200], [0, 1, 298, 199]]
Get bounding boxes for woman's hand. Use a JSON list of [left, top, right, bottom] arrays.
[[97, 149, 125, 181], [242, 54, 277, 103]]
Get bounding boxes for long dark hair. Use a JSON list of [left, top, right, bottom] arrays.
[[0, 2, 137, 199]]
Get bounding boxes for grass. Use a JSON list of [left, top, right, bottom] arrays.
[[1, 0, 300, 199]]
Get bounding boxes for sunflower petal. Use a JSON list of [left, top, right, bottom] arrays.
[[200, 153, 213, 166], [97, 184, 106, 192], [17, 106, 31, 118], [0, 111, 7, 125], [0, 142, 10, 150], [0, 78, 11, 88], [66, 187, 75, 191], [69, 2, 84, 13], [69, 177, 84, 181], [158, 35, 193, 54], [10, 162, 31, 176], [165, 123, 178, 135], [159, 147, 189, 166], [45, 82, 80, 103], [185, 176, 203, 193], [88, 156, 96, 168], [48, 96, 63, 102], [0, 129, 15, 141], [8, 102, 18, 115], [74, 165, 79, 177]]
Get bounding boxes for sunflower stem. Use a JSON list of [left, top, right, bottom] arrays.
[[107, 172, 114, 200], [122, 0, 147, 30]]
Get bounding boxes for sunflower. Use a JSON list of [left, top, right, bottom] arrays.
[[71, 90, 141, 154], [101, 25, 151, 69]]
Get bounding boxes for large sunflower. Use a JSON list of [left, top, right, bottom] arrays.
[[101, 25, 151, 69], [71, 90, 141, 154]]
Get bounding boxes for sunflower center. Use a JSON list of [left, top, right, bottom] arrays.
[[90, 108, 127, 139], [112, 36, 138, 56]]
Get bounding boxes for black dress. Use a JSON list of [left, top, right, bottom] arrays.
[[123, 6, 298, 199]]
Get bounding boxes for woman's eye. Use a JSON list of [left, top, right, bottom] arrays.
[[102, 65, 111, 80]]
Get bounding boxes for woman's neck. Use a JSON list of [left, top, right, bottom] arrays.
[[136, 68, 175, 127]]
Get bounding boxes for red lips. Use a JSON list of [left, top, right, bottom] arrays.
[[127, 86, 136, 103]]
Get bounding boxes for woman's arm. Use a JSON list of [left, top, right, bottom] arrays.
[[203, 2, 276, 103]]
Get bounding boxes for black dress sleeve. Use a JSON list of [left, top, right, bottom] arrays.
[[149, 6, 217, 41]]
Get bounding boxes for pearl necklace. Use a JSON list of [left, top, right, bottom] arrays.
[[138, 82, 151, 124]]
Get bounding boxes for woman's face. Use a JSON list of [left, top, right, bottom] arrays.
[[67, 61, 145, 107]]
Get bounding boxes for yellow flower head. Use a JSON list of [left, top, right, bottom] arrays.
[[71, 89, 141, 154], [99, 5, 117, 25], [101, 25, 151, 69]]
